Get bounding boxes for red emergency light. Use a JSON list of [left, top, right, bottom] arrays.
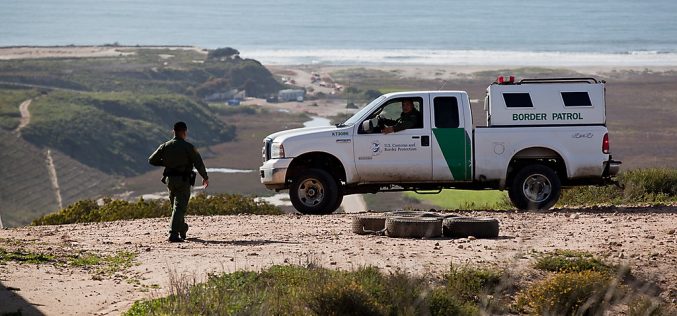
[[497, 75, 515, 84]]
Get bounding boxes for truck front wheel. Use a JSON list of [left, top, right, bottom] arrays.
[[509, 164, 561, 210], [289, 168, 342, 215]]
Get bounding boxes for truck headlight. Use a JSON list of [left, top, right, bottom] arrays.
[[270, 142, 285, 158]]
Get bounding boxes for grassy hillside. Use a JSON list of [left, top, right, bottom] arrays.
[[0, 48, 283, 97], [0, 47, 286, 225], [20, 91, 234, 175], [0, 129, 119, 227], [0, 47, 285, 176], [0, 88, 39, 130]]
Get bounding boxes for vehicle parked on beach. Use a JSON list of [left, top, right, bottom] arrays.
[[260, 77, 621, 214]]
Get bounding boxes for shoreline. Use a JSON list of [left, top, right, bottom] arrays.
[[0, 45, 206, 60], [1, 46, 677, 72]]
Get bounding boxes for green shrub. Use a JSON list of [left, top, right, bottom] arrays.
[[427, 264, 505, 315], [559, 168, 677, 206], [207, 47, 240, 60], [535, 250, 618, 275], [187, 193, 281, 216], [308, 278, 383, 315], [32, 193, 281, 225], [125, 265, 509, 316], [621, 168, 677, 200], [516, 271, 621, 315], [428, 290, 479, 316], [627, 295, 666, 316]]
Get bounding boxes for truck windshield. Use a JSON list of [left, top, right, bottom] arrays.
[[338, 95, 386, 127]]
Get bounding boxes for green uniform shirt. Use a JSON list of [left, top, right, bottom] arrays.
[[148, 137, 209, 180]]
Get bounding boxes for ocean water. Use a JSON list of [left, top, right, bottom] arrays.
[[1, 0, 676, 65]]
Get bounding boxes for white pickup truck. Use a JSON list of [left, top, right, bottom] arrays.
[[260, 77, 621, 214]]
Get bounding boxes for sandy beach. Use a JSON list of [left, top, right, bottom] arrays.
[[0, 46, 206, 60]]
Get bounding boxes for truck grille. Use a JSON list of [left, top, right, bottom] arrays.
[[262, 139, 272, 162]]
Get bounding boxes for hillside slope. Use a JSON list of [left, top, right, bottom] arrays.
[[0, 129, 119, 227], [20, 91, 235, 175]]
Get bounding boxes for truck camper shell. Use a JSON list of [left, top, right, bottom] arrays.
[[485, 77, 606, 127]]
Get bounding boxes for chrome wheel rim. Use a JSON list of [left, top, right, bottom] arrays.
[[297, 178, 325, 207], [522, 174, 552, 203]]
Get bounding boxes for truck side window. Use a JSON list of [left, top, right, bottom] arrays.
[[503, 93, 533, 108], [561, 92, 592, 107], [434, 97, 459, 128]]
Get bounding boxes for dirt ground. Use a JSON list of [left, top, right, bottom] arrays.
[[1, 206, 676, 315]]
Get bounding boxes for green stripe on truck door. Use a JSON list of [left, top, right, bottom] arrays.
[[432, 128, 471, 180]]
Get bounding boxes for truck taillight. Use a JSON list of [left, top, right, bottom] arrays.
[[602, 133, 610, 154], [497, 75, 515, 84]]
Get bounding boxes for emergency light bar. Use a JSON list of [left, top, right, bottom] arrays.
[[497, 75, 515, 84]]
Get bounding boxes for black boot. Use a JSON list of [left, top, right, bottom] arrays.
[[168, 232, 184, 243], [180, 223, 189, 240]]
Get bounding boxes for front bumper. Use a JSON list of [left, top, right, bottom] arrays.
[[259, 158, 292, 190]]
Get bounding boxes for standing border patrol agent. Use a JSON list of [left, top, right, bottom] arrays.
[[149, 122, 209, 242]]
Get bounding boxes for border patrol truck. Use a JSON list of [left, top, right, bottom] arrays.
[[260, 77, 621, 214]]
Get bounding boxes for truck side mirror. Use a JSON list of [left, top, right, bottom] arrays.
[[361, 120, 372, 133]]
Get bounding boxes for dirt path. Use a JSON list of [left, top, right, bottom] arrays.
[[0, 206, 676, 315], [14, 99, 32, 137], [45, 149, 63, 210]]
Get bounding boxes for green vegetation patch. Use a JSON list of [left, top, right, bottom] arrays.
[[559, 168, 677, 206], [0, 89, 39, 130], [405, 189, 511, 210], [516, 271, 621, 315], [0, 247, 55, 264], [534, 249, 621, 275], [22, 91, 234, 175], [32, 193, 281, 225], [430, 265, 507, 315], [68, 251, 137, 277], [125, 264, 509, 316], [1, 247, 135, 277], [628, 295, 670, 316]]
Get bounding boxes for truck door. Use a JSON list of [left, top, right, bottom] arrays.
[[430, 93, 472, 181], [353, 95, 433, 182]]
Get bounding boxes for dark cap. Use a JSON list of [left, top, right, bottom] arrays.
[[173, 121, 187, 132]]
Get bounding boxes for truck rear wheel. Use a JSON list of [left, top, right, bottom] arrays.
[[289, 168, 342, 215], [509, 164, 561, 210]]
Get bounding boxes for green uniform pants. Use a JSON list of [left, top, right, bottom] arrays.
[[167, 176, 191, 234]]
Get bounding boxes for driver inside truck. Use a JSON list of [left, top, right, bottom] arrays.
[[382, 99, 422, 134]]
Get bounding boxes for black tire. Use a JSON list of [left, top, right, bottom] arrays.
[[443, 217, 499, 238], [351, 215, 386, 235], [289, 168, 342, 215], [385, 217, 442, 238], [385, 210, 428, 217], [330, 186, 345, 212], [509, 164, 561, 210], [385, 211, 455, 218]]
